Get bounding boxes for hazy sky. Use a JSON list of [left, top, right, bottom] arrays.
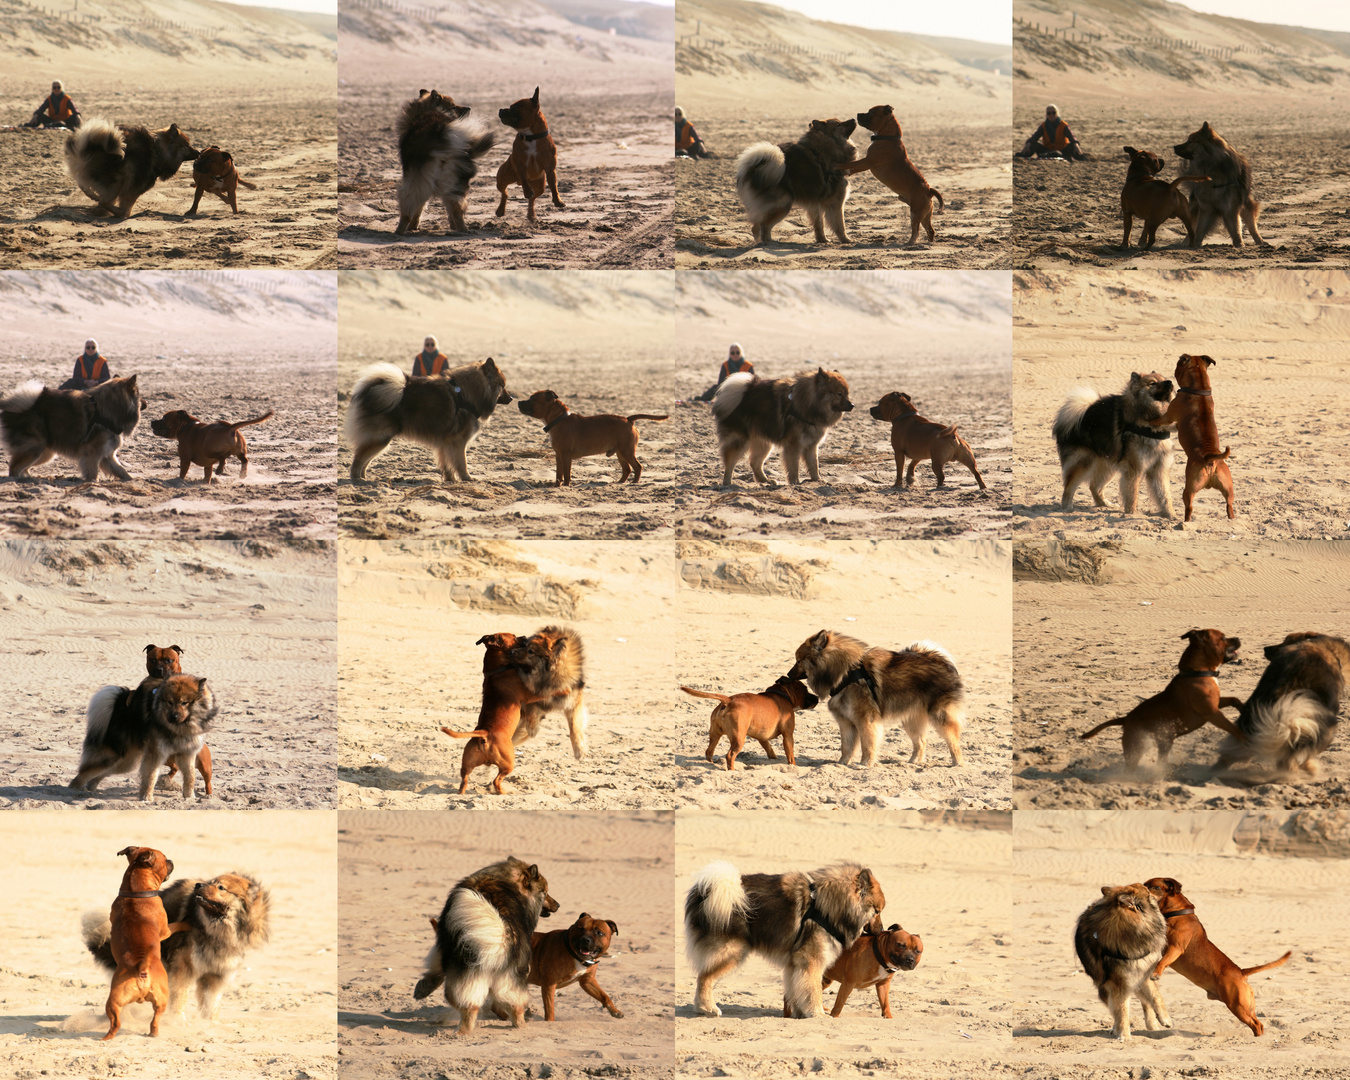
[[1180, 0, 1350, 32]]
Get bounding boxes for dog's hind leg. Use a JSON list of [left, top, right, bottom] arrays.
[[196, 973, 227, 1021], [441, 196, 467, 233], [718, 432, 748, 486], [1241, 201, 1263, 245], [806, 203, 827, 243], [757, 204, 793, 245], [1060, 459, 1093, 510], [7, 445, 55, 477], [746, 437, 776, 485], [935, 703, 964, 766], [350, 438, 392, 481], [546, 165, 565, 209], [693, 940, 749, 1016]]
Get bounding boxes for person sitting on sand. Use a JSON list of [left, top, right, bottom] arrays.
[[59, 338, 110, 390], [696, 343, 754, 401], [23, 80, 81, 130], [675, 107, 709, 159], [412, 335, 449, 377], [1015, 104, 1085, 161]]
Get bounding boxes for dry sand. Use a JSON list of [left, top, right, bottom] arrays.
[[1014, 536, 1350, 810], [1012, 810, 1350, 1074], [674, 539, 1012, 810], [337, 0, 673, 268], [674, 810, 1013, 1078], [0, 810, 337, 1080], [338, 538, 678, 809], [0, 0, 337, 269], [1012, 268, 1350, 540], [336, 269, 1012, 541], [1012, 0, 1350, 267], [337, 810, 674, 1079], [0, 271, 337, 541], [675, 0, 1012, 270], [0, 539, 337, 810]]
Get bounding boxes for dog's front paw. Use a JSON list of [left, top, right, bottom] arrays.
[[609, 1007, 624, 1018], [694, 1004, 722, 1017]]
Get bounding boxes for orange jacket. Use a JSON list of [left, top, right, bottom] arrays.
[[73, 353, 109, 382], [718, 357, 753, 382], [44, 93, 77, 123], [1036, 117, 1074, 151], [413, 351, 448, 377], [676, 118, 699, 152]]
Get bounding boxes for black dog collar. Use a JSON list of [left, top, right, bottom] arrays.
[[1164, 907, 1196, 919], [1179, 670, 1219, 678], [830, 664, 879, 704], [1124, 423, 1171, 441], [1177, 387, 1212, 397], [871, 932, 897, 973], [542, 408, 571, 433], [565, 935, 601, 967], [762, 684, 794, 704], [869, 134, 901, 142], [521, 129, 550, 141], [118, 889, 162, 898]]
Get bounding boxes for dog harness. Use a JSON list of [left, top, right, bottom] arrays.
[[565, 934, 601, 967], [830, 664, 880, 705], [792, 883, 854, 952], [1179, 670, 1219, 678], [1177, 387, 1212, 397], [870, 932, 898, 973], [1163, 907, 1196, 919]]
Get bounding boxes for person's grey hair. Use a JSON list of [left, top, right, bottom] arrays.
[[729, 342, 743, 354], [84, 338, 98, 349], [423, 335, 437, 348]]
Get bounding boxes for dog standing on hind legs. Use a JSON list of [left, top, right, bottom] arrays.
[[496, 88, 564, 224]]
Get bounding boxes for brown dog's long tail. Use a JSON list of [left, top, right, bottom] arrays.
[[237, 177, 259, 190], [1170, 174, 1211, 190], [681, 686, 732, 705], [1080, 717, 1125, 739], [626, 414, 669, 423], [230, 410, 274, 430], [1206, 446, 1231, 462], [439, 727, 488, 741], [1242, 950, 1291, 977], [929, 187, 944, 212]]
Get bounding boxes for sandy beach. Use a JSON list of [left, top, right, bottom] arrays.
[[0, 539, 337, 810], [674, 810, 1013, 1078], [1013, 268, 1350, 540], [675, 0, 1012, 270], [1, 0, 336, 269], [337, 269, 1012, 541], [1014, 536, 1350, 809], [337, 810, 674, 1079], [1012, 0, 1350, 267], [675, 538, 1012, 810], [0, 271, 337, 540], [1012, 810, 1350, 1074], [337, 0, 673, 269], [0, 810, 337, 1080]]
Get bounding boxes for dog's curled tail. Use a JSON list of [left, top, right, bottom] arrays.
[[81, 910, 115, 972], [462, 120, 496, 161], [710, 372, 755, 423], [1052, 386, 1100, 441], [0, 380, 46, 420], [1080, 716, 1125, 740], [232, 410, 274, 429], [1206, 446, 1231, 463], [680, 686, 732, 705], [1242, 950, 1291, 977], [345, 362, 406, 443], [735, 142, 786, 192], [1171, 174, 1211, 190], [64, 117, 123, 169], [685, 862, 748, 939], [1245, 691, 1329, 769], [929, 186, 944, 212], [626, 414, 669, 423], [82, 684, 127, 751], [439, 726, 487, 742]]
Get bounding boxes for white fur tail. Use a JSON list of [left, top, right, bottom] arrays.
[[444, 887, 509, 969], [345, 363, 407, 442], [0, 379, 45, 416], [686, 862, 748, 938], [64, 118, 123, 191], [1248, 692, 1328, 767], [1052, 386, 1100, 441], [906, 639, 956, 665], [83, 685, 124, 748], [81, 909, 113, 965], [735, 142, 786, 191], [710, 372, 755, 422]]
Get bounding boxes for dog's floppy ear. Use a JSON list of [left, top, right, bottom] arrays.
[[171, 645, 183, 656], [1199, 355, 1215, 366], [144, 644, 154, 654], [887, 923, 901, 932], [1161, 877, 1183, 894], [606, 920, 618, 935], [900, 392, 911, 402], [546, 389, 559, 401], [882, 105, 893, 115], [1182, 629, 1202, 640]]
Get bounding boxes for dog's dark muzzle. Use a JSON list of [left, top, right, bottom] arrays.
[[499, 109, 519, 126], [856, 112, 871, 128], [868, 405, 884, 421], [840, 400, 855, 412], [497, 390, 513, 404], [786, 662, 805, 681], [801, 693, 820, 710]]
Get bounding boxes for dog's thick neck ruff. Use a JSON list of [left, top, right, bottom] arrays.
[[871, 932, 897, 972], [1163, 907, 1196, 919], [565, 933, 601, 967]]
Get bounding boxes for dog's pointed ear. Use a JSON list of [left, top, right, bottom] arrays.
[[1182, 629, 1202, 640], [126, 374, 138, 388], [1100, 885, 1114, 897], [116, 846, 135, 859], [171, 645, 182, 656], [429, 916, 439, 931], [812, 629, 829, 648], [1123, 145, 1137, 156], [816, 366, 828, 379], [856, 867, 875, 893], [485, 357, 498, 372], [532, 86, 540, 105], [1202, 121, 1213, 134], [526, 863, 541, 880], [197, 677, 207, 689], [169, 123, 179, 134]]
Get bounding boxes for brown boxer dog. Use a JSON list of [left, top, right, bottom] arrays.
[[188, 146, 257, 215], [1080, 628, 1243, 769], [681, 676, 818, 770], [1120, 146, 1208, 250], [102, 846, 192, 1040], [495, 87, 564, 223], [150, 408, 274, 482], [1145, 354, 1235, 521], [870, 392, 987, 491], [528, 913, 623, 1021], [146, 645, 213, 797], [835, 105, 943, 243], [1144, 877, 1290, 1036], [440, 632, 567, 794], [517, 389, 668, 485], [816, 923, 923, 1018]]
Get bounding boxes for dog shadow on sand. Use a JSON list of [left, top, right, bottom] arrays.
[[339, 1008, 468, 1034], [674, 1002, 789, 1020], [1013, 1023, 1204, 1040]]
